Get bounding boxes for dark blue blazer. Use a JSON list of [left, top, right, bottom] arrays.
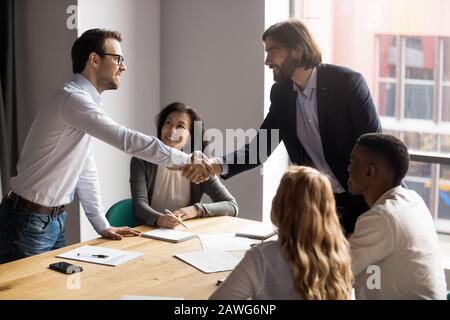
[[222, 63, 382, 191]]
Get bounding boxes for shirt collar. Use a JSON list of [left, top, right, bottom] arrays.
[[72, 73, 103, 106], [292, 66, 317, 99], [371, 185, 404, 208]]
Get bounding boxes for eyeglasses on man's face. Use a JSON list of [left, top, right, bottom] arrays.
[[96, 52, 125, 65]]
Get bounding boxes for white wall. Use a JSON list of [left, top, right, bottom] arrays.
[[262, 0, 290, 223], [15, 0, 77, 145], [77, 0, 161, 240], [161, 0, 266, 221], [14, 0, 79, 244]]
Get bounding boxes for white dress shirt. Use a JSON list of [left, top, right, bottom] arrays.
[[350, 186, 447, 300], [150, 166, 190, 212], [10, 74, 189, 233]]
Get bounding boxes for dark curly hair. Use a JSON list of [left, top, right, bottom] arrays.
[[356, 133, 410, 186]]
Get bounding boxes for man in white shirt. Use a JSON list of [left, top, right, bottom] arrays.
[[0, 29, 212, 264], [347, 133, 446, 299]]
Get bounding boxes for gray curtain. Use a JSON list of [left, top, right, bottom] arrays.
[[0, 0, 19, 197]]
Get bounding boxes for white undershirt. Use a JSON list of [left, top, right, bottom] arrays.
[[150, 166, 191, 212]]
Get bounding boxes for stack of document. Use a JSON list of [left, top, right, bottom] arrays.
[[168, 224, 275, 274], [56, 245, 144, 267], [173, 233, 261, 274]]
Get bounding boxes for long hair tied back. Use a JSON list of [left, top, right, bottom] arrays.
[[271, 166, 353, 300]]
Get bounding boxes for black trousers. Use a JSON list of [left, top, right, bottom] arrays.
[[334, 192, 369, 235]]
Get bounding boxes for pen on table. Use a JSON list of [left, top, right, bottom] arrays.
[[165, 209, 188, 229], [77, 253, 109, 258]]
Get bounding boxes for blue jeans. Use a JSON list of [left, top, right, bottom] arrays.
[[0, 200, 67, 264]]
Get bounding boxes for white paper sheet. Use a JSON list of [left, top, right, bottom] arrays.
[[174, 250, 241, 273], [198, 233, 259, 251], [56, 245, 144, 267]]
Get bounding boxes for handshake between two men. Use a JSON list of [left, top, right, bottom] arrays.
[[101, 151, 221, 240], [179, 151, 224, 184]]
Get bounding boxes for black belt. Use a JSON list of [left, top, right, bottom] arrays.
[[3, 191, 65, 215]]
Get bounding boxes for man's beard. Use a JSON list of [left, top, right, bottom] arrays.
[[272, 56, 299, 82]]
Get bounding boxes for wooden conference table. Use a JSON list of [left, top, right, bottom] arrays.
[[0, 216, 262, 300]]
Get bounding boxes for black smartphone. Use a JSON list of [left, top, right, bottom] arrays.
[[49, 261, 83, 274]]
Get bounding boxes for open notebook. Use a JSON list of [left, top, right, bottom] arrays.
[[141, 228, 197, 243]]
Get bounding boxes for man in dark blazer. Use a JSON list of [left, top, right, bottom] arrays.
[[183, 19, 382, 234]]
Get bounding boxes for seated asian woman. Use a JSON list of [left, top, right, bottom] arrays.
[[129, 102, 238, 229]]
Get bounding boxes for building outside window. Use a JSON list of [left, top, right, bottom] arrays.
[[293, 0, 450, 232]]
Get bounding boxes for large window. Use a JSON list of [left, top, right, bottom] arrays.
[[294, 0, 450, 232], [377, 36, 450, 229], [377, 35, 444, 122], [377, 35, 397, 117]]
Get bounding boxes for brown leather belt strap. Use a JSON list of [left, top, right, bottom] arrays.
[[4, 191, 65, 216]]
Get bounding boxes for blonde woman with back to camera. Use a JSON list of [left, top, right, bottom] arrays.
[[210, 166, 353, 300]]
